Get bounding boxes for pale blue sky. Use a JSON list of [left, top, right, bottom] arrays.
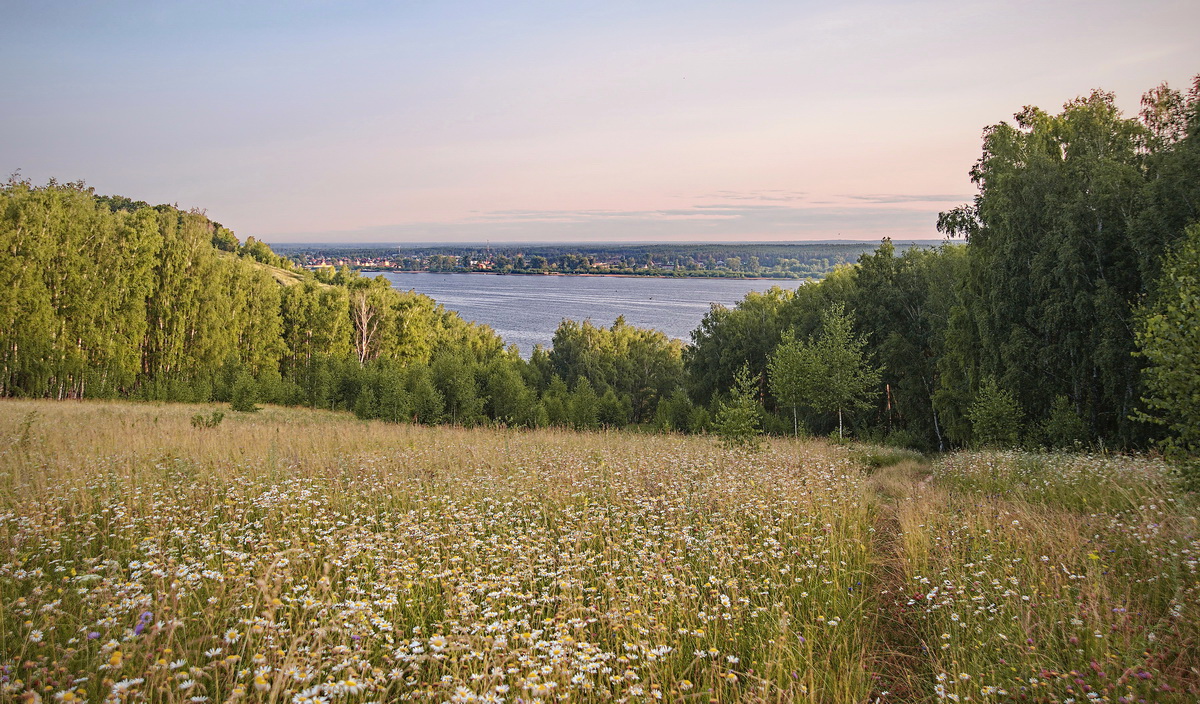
[[3, 1, 1197, 243]]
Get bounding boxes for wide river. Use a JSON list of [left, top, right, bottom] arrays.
[[382, 272, 805, 356]]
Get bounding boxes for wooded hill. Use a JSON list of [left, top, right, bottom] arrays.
[[0, 182, 512, 406]]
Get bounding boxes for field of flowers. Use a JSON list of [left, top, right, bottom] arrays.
[[2, 400, 1196, 703], [1, 400, 875, 704], [890, 452, 1199, 703]]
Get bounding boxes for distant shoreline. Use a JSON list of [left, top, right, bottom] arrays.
[[363, 269, 814, 282], [291, 239, 934, 281]]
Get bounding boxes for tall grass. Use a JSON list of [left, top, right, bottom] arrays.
[[3, 400, 1196, 703], [892, 452, 1198, 702], [1, 399, 873, 703]]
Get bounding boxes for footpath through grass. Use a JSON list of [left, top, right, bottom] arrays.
[[861, 447, 1199, 703], [1, 399, 1196, 703]]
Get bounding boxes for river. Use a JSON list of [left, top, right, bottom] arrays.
[[381, 272, 806, 356]]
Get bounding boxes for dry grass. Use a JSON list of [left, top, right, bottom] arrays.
[[1, 399, 873, 704], [2, 400, 1196, 704], [892, 453, 1199, 702]]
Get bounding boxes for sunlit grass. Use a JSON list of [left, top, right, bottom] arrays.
[[1, 399, 873, 703], [3, 400, 1196, 703], [893, 452, 1199, 702]]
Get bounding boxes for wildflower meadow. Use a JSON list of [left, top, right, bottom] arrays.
[[1, 400, 1196, 703]]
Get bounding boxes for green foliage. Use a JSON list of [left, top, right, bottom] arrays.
[[791, 304, 881, 439], [937, 82, 1200, 447], [598, 388, 631, 428], [0, 178, 528, 427], [406, 365, 444, 425], [239, 236, 279, 265], [854, 241, 966, 451], [432, 351, 484, 426], [967, 378, 1023, 448], [685, 287, 798, 407], [1041, 395, 1088, 449], [549, 316, 684, 424], [230, 371, 260, 413], [1135, 223, 1200, 484], [568, 377, 600, 431], [767, 329, 817, 436], [353, 386, 377, 420], [852, 446, 924, 473], [483, 358, 535, 426], [0, 178, 162, 398], [6, 73, 1199, 457], [190, 410, 225, 429], [540, 376, 570, 427], [714, 365, 762, 450], [371, 365, 410, 423], [279, 241, 879, 279], [654, 388, 697, 433], [211, 226, 239, 252]]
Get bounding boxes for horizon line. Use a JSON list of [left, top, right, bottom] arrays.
[[268, 238, 950, 248]]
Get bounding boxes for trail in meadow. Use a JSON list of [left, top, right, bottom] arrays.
[[862, 456, 934, 703]]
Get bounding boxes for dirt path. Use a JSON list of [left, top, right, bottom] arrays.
[[862, 458, 934, 703]]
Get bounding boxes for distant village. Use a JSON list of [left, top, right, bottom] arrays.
[[280, 242, 898, 279], [301, 253, 702, 274]]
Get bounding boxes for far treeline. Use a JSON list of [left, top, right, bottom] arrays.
[[1, 77, 1198, 479], [274, 242, 929, 279]]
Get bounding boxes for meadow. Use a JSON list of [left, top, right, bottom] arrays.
[[1, 400, 1196, 703]]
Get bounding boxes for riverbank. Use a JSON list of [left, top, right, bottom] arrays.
[[359, 268, 814, 281]]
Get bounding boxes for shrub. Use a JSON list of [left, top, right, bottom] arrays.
[[230, 372, 260, 413], [1135, 223, 1200, 486], [967, 377, 1023, 448], [1041, 395, 1088, 448], [190, 411, 224, 429], [714, 364, 762, 450]]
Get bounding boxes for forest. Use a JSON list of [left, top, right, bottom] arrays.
[[2, 77, 1198, 479]]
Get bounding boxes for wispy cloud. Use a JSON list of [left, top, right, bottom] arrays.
[[843, 193, 972, 204], [693, 190, 810, 203], [271, 202, 944, 243]]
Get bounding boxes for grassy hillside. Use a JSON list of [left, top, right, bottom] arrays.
[[1, 400, 1196, 703], [214, 249, 310, 287]]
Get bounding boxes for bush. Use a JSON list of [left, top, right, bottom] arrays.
[[714, 365, 762, 450], [354, 386, 377, 420], [190, 411, 224, 429], [230, 372, 260, 413], [654, 388, 696, 433], [1041, 395, 1088, 448], [761, 411, 791, 437], [967, 377, 1023, 448], [883, 428, 919, 450], [1135, 223, 1200, 486], [852, 445, 924, 472]]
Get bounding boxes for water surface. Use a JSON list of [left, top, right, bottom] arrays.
[[381, 272, 805, 356]]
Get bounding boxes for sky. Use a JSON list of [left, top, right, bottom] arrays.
[[3, 1, 1198, 244]]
